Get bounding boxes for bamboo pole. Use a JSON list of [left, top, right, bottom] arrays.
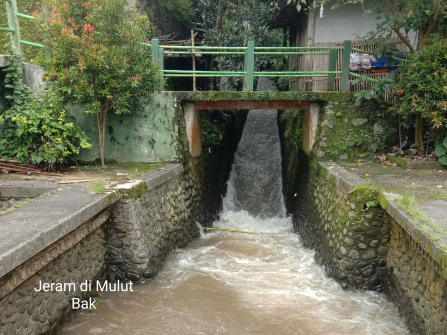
[[59, 180, 96, 184], [191, 30, 196, 91], [203, 227, 258, 234]]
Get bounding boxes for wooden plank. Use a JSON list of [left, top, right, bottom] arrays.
[[195, 100, 310, 110]]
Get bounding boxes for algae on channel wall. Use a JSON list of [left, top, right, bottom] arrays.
[[314, 99, 398, 160]]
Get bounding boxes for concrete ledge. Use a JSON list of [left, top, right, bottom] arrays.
[[0, 186, 121, 279], [116, 159, 199, 197], [318, 161, 367, 193], [387, 154, 446, 170], [383, 194, 447, 277], [0, 180, 58, 198]]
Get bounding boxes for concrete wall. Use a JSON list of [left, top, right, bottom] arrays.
[[69, 92, 180, 163], [314, 3, 418, 45], [0, 140, 238, 334], [108, 161, 214, 282]]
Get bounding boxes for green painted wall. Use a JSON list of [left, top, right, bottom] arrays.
[[69, 92, 179, 163]]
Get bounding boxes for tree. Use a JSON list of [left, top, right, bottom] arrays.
[[392, 38, 447, 130], [203, 0, 284, 90], [35, 0, 162, 166]]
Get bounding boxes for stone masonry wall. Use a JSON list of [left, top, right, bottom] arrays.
[[292, 160, 392, 290], [106, 160, 223, 283], [385, 214, 447, 335], [314, 100, 398, 161], [0, 227, 107, 335]]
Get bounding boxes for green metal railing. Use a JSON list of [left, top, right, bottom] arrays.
[[150, 38, 348, 91], [1, 0, 46, 57], [150, 38, 408, 91]]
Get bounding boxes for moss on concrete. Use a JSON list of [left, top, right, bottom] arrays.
[[387, 155, 408, 168], [378, 192, 388, 210], [173, 91, 356, 103], [119, 181, 149, 200], [316, 100, 398, 161]]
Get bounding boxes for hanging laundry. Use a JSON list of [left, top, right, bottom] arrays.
[[350, 53, 377, 71], [371, 56, 398, 68], [350, 54, 361, 71]]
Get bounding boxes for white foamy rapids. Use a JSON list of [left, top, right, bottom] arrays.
[[59, 232, 410, 335]]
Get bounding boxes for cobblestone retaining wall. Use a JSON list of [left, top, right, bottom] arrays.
[[0, 227, 107, 335], [292, 160, 392, 290], [0, 158, 232, 334], [106, 160, 219, 283], [385, 214, 447, 335]]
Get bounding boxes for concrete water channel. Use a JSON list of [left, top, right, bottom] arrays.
[[55, 97, 410, 335], [1, 78, 447, 334]]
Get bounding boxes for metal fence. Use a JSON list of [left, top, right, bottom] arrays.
[[0, 0, 46, 56], [150, 38, 396, 92]]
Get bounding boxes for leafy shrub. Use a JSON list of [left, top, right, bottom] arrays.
[[204, 0, 283, 91], [0, 87, 91, 168], [392, 38, 447, 129], [435, 136, 447, 165]]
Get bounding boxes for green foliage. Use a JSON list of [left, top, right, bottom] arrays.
[[92, 179, 107, 193], [392, 38, 447, 129], [163, 0, 194, 29], [0, 57, 91, 168], [201, 118, 222, 145], [435, 136, 447, 165], [0, 88, 91, 167], [353, 76, 394, 106], [204, 0, 283, 90], [280, 110, 303, 150], [1, 56, 25, 111]]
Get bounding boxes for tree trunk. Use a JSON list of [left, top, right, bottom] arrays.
[[415, 115, 424, 149], [96, 110, 107, 167], [214, 0, 225, 31]]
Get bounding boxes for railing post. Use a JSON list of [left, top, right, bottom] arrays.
[[5, 0, 22, 56], [243, 41, 255, 91], [340, 40, 351, 92], [151, 38, 159, 66], [326, 49, 337, 91], [159, 47, 164, 70]]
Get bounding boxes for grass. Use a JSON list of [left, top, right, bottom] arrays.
[[437, 183, 447, 201], [78, 165, 108, 170], [396, 192, 446, 238], [92, 179, 107, 194], [119, 163, 163, 177], [0, 198, 33, 216]]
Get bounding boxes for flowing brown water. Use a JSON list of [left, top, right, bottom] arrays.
[[61, 79, 409, 335]]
